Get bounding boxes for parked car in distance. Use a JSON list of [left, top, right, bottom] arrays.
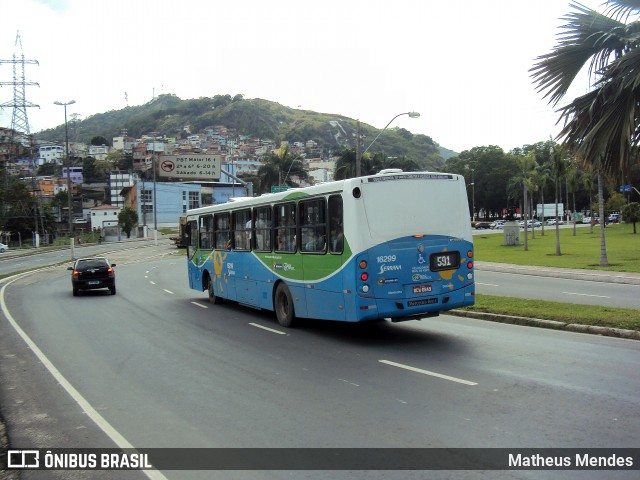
[[68, 257, 116, 296], [0, 243, 8, 253], [608, 213, 620, 223], [491, 220, 506, 229], [474, 221, 493, 229], [519, 220, 542, 228], [546, 219, 564, 225]]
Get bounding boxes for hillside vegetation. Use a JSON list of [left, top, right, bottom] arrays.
[[36, 94, 448, 169]]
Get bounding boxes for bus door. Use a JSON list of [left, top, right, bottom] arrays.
[[300, 196, 346, 321]]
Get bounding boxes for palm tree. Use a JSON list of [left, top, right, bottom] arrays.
[[534, 160, 552, 236], [550, 147, 569, 256], [531, 1, 640, 178], [256, 147, 307, 194], [567, 163, 583, 236], [511, 152, 538, 251], [582, 169, 597, 234]]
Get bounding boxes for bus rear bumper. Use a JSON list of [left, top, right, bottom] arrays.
[[357, 284, 475, 322]]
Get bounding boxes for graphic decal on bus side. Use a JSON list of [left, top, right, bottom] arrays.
[[213, 250, 228, 293]]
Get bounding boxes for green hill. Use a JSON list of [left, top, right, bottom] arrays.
[[36, 94, 452, 169]]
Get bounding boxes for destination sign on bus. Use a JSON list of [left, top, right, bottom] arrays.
[[367, 173, 453, 183]]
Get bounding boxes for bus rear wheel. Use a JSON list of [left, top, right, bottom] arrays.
[[275, 283, 295, 328], [208, 277, 223, 305]]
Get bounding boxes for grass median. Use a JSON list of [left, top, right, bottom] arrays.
[[467, 223, 640, 332]]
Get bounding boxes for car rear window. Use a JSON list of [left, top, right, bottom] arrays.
[[77, 259, 108, 269]]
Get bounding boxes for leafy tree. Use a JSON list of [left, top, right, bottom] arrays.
[[606, 191, 626, 214], [93, 159, 113, 182], [37, 162, 56, 176], [531, 1, 640, 178], [622, 202, 640, 233], [369, 153, 420, 173], [334, 147, 373, 179], [91, 135, 108, 146], [118, 206, 138, 238], [83, 157, 97, 182], [0, 178, 43, 243]]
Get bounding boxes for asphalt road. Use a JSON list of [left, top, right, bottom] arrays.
[[475, 270, 640, 309], [1, 247, 638, 479]]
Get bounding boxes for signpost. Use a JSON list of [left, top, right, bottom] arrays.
[[157, 154, 222, 180]]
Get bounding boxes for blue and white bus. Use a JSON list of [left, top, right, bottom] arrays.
[[184, 170, 475, 327]]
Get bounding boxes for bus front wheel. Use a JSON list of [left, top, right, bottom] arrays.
[[275, 283, 295, 328], [208, 277, 223, 305]]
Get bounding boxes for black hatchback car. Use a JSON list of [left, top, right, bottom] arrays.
[[68, 257, 116, 296]]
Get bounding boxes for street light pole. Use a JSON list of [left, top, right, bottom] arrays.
[[54, 100, 76, 239], [355, 111, 420, 176]]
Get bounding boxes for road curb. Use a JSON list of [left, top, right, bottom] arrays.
[[449, 310, 640, 341]]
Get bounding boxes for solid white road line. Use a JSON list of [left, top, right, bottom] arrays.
[[562, 292, 610, 298], [379, 359, 478, 386], [249, 323, 287, 335], [0, 274, 169, 480]]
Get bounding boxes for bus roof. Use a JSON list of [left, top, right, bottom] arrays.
[[186, 170, 461, 216]]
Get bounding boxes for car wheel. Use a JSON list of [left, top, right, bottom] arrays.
[[207, 277, 223, 304], [274, 283, 295, 328], [109, 285, 116, 295], [73, 288, 79, 296], [0, 248, 5, 253]]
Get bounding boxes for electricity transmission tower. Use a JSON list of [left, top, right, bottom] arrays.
[[0, 31, 43, 246], [0, 31, 39, 144]]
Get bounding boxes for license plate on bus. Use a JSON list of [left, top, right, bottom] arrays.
[[407, 298, 438, 307], [412, 284, 432, 294], [430, 251, 460, 271]]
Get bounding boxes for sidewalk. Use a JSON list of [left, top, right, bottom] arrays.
[[476, 261, 640, 285]]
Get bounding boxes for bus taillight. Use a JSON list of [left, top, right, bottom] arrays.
[[359, 260, 367, 269], [467, 261, 473, 269], [467, 250, 473, 258], [360, 272, 368, 281]]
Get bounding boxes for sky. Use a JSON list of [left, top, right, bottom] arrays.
[[1, 0, 605, 154]]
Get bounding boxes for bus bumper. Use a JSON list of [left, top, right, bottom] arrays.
[[355, 284, 475, 322]]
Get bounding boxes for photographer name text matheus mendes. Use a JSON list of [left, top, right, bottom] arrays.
[[509, 453, 635, 468]]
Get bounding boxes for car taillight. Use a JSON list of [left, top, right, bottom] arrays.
[[73, 270, 79, 277], [107, 267, 114, 277]]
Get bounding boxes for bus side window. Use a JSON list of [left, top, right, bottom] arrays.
[[328, 194, 343, 254], [254, 206, 272, 252], [233, 209, 251, 251], [274, 202, 296, 253], [199, 214, 213, 250], [186, 219, 198, 258], [214, 212, 231, 249], [299, 198, 327, 253]]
